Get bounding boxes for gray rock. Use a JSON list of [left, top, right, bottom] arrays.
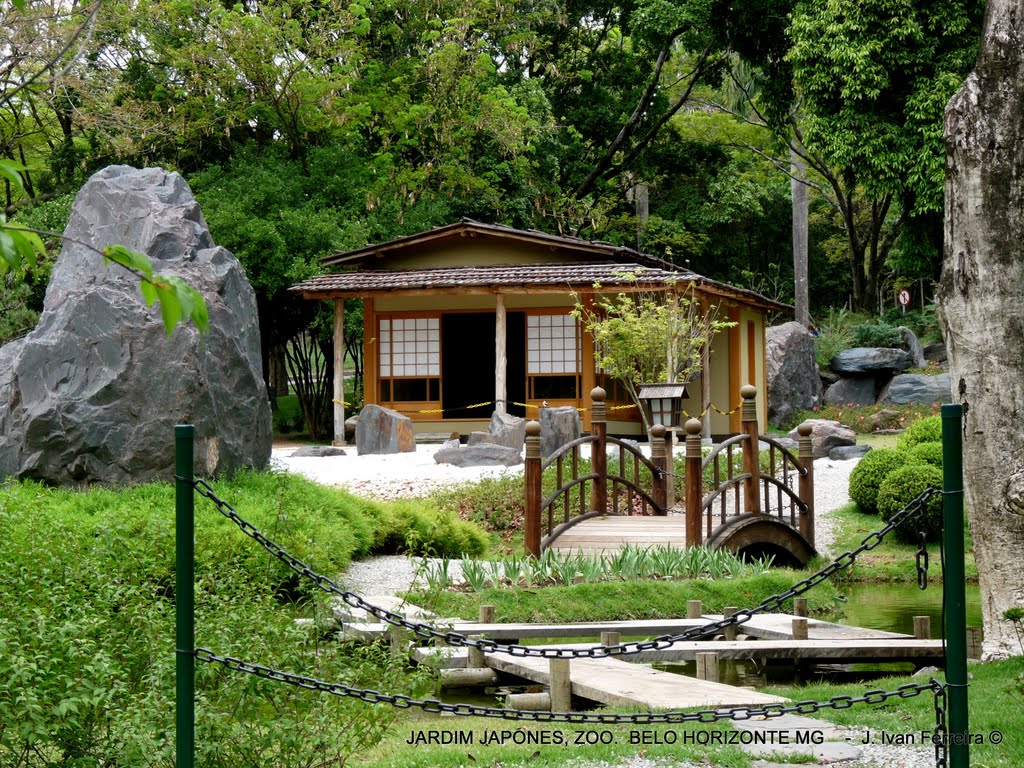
[[467, 431, 497, 446], [291, 445, 347, 457], [787, 419, 856, 459], [440, 437, 461, 449], [770, 437, 799, 451], [923, 341, 947, 362], [539, 406, 582, 458], [0, 165, 270, 485], [868, 408, 903, 432], [878, 373, 952, 405], [489, 410, 526, 450], [433, 443, 523, 467], [344, 415, 359, 443], [355, 404, 415, 454], [830, 347, 914, 376], [899, 326, 927, 367], [823, 376, 877, 406], [765, 322, 822, 427], [829, 444, 872, 460], [819, 369, 841, 387]]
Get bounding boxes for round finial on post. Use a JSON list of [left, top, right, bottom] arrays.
[[590, 386, 606, 403], [526, 420, 541, 437], [650, 424, 666, 439], [797, 422, 813, 438], [685, 418, 703, 436], [740, 384, 757, 401]]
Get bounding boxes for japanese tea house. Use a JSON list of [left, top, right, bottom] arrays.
[[289, 219, 789, 443]]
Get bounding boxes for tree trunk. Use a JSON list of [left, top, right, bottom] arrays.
[[791, 149, 810, 326], [938, 0, 1024, 659]]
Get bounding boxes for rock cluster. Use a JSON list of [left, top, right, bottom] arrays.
[[765, 322, 822, 428], [0, 165, 271, 485]]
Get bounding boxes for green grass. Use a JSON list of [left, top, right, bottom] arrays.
[[408, 572, 842, 624], [827, 501, 977, 583]]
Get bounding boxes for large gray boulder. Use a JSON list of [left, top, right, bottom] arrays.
[[830, 347, 915, 376], [899, 327, 927, 368], [765, 322, 822, 428], [355, 404, 415, 454], [787, 419, 856, 459], [434, 443, 523, 467], [0, 165, 271, 485], [823, 376, 877, 406], [489, 410, 527, 450], [878, 373, 952, 405], [539, 406, 582, 458]]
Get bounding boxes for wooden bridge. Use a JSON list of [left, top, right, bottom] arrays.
[[524, 385, 817, 566]]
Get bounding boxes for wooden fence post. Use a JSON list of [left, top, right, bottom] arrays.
[[740, 385, 761, 514], [684, 418, 703, 546], [525, 421, 542, 557], [650, 424, 668, 513], [590, 387, 607, 515], [798, 422, 815, 548]]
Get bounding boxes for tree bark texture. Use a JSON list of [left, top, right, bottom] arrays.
[[791, 148, 810, 326], [938, 0, 1024, 658]]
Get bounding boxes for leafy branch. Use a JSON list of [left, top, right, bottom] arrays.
[[0, 159, 208, 336]]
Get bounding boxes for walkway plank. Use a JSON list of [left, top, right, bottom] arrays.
[[484, 652, 788, 709]]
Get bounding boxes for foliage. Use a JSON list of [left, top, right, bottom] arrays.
[[574, 278, 734, 432], [378, 500, 489, 558], [794, 401, 941, 433], [0, 474, 436, 766], [883, 302, 942, 344], [877, 463, 944, 543], [896, 414, 943, 449], [908, 441, 943, 468], [849, 448, 911, 514], [850, 320, 903, 348]]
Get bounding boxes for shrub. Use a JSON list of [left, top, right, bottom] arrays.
[[851, 321, 903, 348], [877, 464, 944, 542], [897, 414, 943, 449], [908, 441, 943, 468], [380, 500, 489, 557], [848, 448, 911, 513]]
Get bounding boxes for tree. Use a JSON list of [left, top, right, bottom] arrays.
[[938, 0, 1024, 659], [573, 277, 734, 434]]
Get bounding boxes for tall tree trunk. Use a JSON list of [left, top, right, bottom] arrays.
[[791, 149, 810, 326], [938, 0, 1024, 659]]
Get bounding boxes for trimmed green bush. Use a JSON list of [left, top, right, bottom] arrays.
[[877, 463, 945, 542], [380, 500, 490, 556], [848, 448, 911, 514], [897, 414, 943, 449], [908, 441, 943, 468], [851, 321, 903, 348]]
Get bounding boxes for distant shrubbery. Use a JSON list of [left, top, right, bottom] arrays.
[[0, 471, 480, 765]]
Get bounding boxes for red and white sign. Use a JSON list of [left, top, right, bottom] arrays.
[[897, 289, 911, 307]]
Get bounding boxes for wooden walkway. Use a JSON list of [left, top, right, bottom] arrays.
[[549, 516, 688, 554]]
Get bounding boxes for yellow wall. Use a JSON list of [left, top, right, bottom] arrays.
[[709, 328, 732, 434], [739, 309, 767, 430]]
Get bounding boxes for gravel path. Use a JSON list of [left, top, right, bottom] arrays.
[[276, 446, 936, 768]]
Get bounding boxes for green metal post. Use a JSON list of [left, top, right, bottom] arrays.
[[175, 425, 195, 768], [941, 404, 969, 768]]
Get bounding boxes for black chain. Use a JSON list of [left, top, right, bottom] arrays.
[[917, 531, 930, 591], [192, 479, 940, 659], [933, 680, 948, 767], [193, 647, 944, 726]]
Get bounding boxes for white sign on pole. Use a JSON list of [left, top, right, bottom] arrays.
[[898, 289, 911, 307]]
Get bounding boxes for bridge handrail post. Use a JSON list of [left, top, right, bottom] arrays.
[[684, 418, 703, 546], [524, 421, 542, 557], [797, 422, 815, 548], [590, 387, 607, 515], [650, 424, 668, 514], [740, 385, 761, 514]]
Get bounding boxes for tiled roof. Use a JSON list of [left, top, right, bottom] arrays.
[[291, 263, 695, 296]]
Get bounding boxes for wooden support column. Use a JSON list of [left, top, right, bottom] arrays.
[[798, 422, 815, 548], [701, 334, 712, 440], [590, 388, 607, 515], [524, 421, 542, 557], [333, 299, 346, 445], [549, 658, 571, 713], [363, 298, 378, 408], [740, 385, 761, 514], [684, 418, 703, 546], [495, 293, 507, 414], [580, 293, 596, 432]]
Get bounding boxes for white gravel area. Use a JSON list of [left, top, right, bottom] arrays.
[[275, 445, 939, 768]]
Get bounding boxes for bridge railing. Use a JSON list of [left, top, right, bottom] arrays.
[[524, 385, 815, 555]]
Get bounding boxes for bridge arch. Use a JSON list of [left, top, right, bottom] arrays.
[[704, 513, 816, 569]]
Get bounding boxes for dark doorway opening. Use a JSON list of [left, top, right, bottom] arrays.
[[441, 312, 526, 420]]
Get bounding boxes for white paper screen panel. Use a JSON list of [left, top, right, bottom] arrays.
[[527, 314, 580, 374], [379, 317, 440, 377]]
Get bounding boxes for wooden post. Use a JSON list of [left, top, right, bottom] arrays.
[[440, 668, 498, 688], [333, 299, 346, 445], [686, 600, 703, 619], [479, 605, 496, 624], [701, 334, 712, 440], [793, 597, 808, 617], [650, 424, 668, 513], [792, 618, 808, 640], [723, 607, 737, 641], [967, 627, 982, 660], [600, 631, 621, 647], [590, 388, 607, 515], [506, 692, 551, 711], [684, 418, 703, 546], [914, 615, 932, 639], [696, 652, 720, 683], [469, 606, 495, 667], [495, 293, 507, 414], [525, 421, 542, 557], [740, 385, 761, 514], [549, 658, 571, 713], [798, 422, 815, 547]]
